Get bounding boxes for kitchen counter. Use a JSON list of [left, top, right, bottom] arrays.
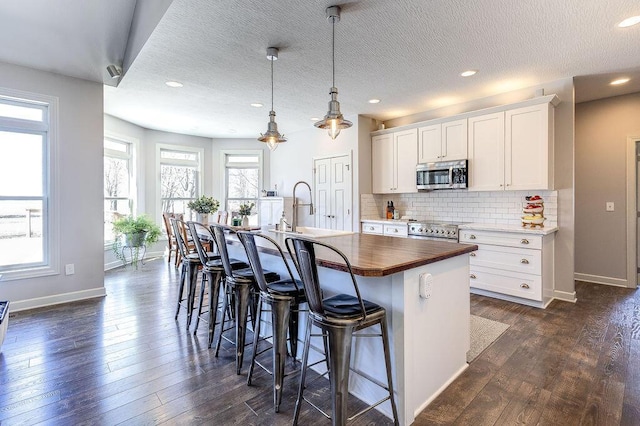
[[459, 222, 558, 235], [245, 229, 477, 276], [224, 227, 475, 425]]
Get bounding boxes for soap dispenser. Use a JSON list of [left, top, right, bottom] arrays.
[[279, 211, 288, 231]]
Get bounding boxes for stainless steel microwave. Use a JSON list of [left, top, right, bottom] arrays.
[[416, 159, 468, 190]]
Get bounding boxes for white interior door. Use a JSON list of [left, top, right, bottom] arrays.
[[314, 154, 352, 231]]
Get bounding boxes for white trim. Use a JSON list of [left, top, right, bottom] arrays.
[[8, 287, 107, 312], [219, 149, 264, 210], [413, 363, 468, 419], [574, 272, 629, 288], [552, 289, 577, 303], [104, 251, 165, 271], [626, 136, 640, 289]]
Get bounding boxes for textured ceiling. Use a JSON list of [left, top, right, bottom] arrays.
[[1, 1, 640, 139]]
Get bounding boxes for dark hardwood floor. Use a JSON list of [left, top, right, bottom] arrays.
[[1, 258, 639, 425]]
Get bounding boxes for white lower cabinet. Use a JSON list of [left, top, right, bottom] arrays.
[[459, 228, 555, 308], [361, 220, 408, 237]]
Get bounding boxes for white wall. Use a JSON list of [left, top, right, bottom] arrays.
[[269, 114, 371, 230], [1, 62, 105, 311]]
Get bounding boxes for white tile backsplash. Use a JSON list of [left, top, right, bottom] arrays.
[[361, 190, 558, 226]]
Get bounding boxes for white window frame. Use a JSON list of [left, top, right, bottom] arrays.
[[0, 87, 59, 281], [103, 133, 137, 246], [156, 143, 204, 222], [220, 150, 264, 214]]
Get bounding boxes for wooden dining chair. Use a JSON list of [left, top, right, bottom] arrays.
[[162, 212, 184, 267]]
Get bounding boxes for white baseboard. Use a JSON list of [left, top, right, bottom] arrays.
[[9, 287, 107, 312], [574, 272, 629, 288], [553, 289, 577, 303]]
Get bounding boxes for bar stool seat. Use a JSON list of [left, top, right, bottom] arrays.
[[237, 231, 307, 413], [286, 236, 399, 426]]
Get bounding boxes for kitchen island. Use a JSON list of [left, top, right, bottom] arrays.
[[225, 230, 477, 425]]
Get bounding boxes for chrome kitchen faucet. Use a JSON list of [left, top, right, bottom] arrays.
[[292, 181, 313, 232]]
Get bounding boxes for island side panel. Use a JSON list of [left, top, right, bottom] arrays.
[[397, 254, 470, 423]]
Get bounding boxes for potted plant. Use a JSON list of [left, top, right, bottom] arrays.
[[112, 215, 162, 268], [238, 202, 255, 227], [187, 195, 220, 224]]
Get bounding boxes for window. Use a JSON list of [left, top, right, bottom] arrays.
[[224, 152, 261, 226], [159, 146, 202, 218], [104, 138, 134, 242], [0, 92, 57, 277]]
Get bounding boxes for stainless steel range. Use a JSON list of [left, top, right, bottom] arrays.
[[408, 222, 459, 241]]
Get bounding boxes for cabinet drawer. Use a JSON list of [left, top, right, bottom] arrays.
[[459, 230, 542, 249], [361, 222, 383, 235], [469, 245, 541, 275], [469, 266, 542, 301], [384, 224, 408, 237]]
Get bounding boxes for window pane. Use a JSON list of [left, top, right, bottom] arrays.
[[162, 199, 197, 218], [104, 157, 129, 197], [161, 150, 197, 161], [0, 199, 44, 267], [0, 131, 43, 197], [0, 102, 43, 122], [104, 200, 131, 241], [104, 139, 128, 152], [161, 165, 197, 198], [227, 168, 258, 198]]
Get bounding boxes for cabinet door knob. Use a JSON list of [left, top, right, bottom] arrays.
[[520, 239, 529, 244], [470, 252, 476, 257], [520, 283, 530, 289], [520, 258, 529, 264], [469, 234, 476, 240], [470, 274, 476, 279]]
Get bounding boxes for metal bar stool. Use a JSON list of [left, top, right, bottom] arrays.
[[236, 231, 306, 412], [209, 224, 281, 374], [187, 221, 248, 346], [286, 236, 400, 426], [170, 218, 202, 330]]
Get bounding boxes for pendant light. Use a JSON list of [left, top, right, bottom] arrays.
[[258, 47, 286, 151], [314, 5, 352, 140]]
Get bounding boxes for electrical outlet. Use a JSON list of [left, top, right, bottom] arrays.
[[65, 264, 75, 275], [606, 202, 615, 212]]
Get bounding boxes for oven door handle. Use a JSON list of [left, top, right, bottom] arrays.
[[449, 166, 453, 186]]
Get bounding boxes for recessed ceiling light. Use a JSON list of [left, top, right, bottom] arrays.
[[611, 78, 630, 85], [618, 16, 640, 28], [368, 99, 381, 104], [460, 70, 478, 77], [250, 103, 264, 108], [310, 117, 320, 121], [165, 81, 183, 88]]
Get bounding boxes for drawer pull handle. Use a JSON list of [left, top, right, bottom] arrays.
[[470, 252, 476, 257], [520, 283, 530, 289], [369, 227, 374, 231], [520, 259, 529, 264], [393, 229, 398, 233], [469, 235, 476, 240], [520, 239, 529, 245], [470, 274, 477, 279]]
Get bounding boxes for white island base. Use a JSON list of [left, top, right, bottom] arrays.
[[233, 241, 471, 426]]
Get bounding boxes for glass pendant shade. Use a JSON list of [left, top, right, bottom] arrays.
[[257, 47, 286, 151], [314, 86, 353, 140], [258, 110, 286, 151], [315, 6, 351, 140]]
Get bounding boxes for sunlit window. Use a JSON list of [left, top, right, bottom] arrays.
[[104, 138, 134, 242], [224, 152, 262, 226], [159, 146, 201, 218], [0, 95, 54, 275]]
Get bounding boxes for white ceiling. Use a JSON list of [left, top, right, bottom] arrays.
[[2, 0, 640, 139]]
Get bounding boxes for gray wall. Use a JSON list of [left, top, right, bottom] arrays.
[[1, 62, 105, 310], [575, 92, 640, 284]]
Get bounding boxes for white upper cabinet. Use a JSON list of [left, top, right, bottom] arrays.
[[372, 129, 418, 194], [468, 102, 554, 191], [418, 118, 467, 163]]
